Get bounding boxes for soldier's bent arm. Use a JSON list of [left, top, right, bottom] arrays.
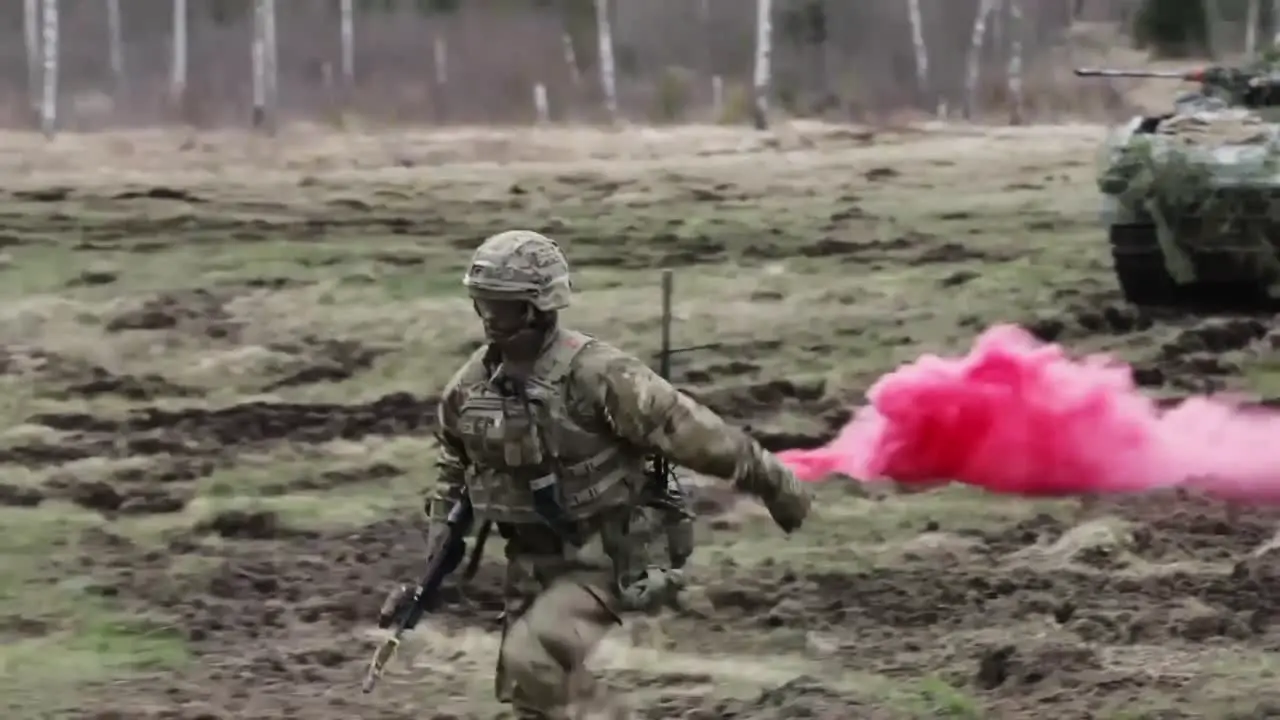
[[426, 376, 472, 523], [574, 342, 789, 499]]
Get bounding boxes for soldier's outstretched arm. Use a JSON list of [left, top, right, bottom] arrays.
[[576, 343, 810, 532]]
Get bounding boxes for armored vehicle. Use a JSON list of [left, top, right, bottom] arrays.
[[1080, 64, 1280, 308]]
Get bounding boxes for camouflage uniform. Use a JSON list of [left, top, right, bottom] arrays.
[[426, 230, 810, 719]]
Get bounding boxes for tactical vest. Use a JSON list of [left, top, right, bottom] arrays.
[[455, 329, 648, 526]]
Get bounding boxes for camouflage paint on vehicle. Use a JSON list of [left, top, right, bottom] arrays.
[[1081, 60, 1280, 306]]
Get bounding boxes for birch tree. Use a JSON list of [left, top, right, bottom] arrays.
[[561, 31, 581, 88], [906, 0, 936, 116], [432, 33, 448, 121], [252, 0, 267, 128], [964, 0, 996, 120], [1274, 0, 1280, 46], [171, 0, 187, 104], [698, 0, 713, 78], [593, 0, 618, 121], [752, 0, 773, 130], [25, 0, 40, 115], [340, 0, 354, 86], [40, 0, 58, 138], [1005, 0, 1024, 125], [1247, 0, 1259, 56], [252, 0, 278, 131], [106, 0, 123, 93], [265, 0, 278, 117], [1203, 0, 1220, 57]]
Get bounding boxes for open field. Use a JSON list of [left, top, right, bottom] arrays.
[[5, 121, 1280, 719]]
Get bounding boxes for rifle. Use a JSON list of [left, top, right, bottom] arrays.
[[361, 495, 475, 694]]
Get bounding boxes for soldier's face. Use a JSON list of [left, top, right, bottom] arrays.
[[474, 298, 531, 340]]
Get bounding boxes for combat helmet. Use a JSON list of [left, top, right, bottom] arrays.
[[463, 230, 572, 311]]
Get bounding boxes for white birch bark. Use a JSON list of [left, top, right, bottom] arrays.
[[106, 0, 124, 93], [171, 0, 187, 103], [433, 36, 447, 86], [252, 0, 267, 128], [1203, 0, 1220, 57], [533, 83, 550, 123], [561, 32, 581, 87], [1273, 0, 1280, 46], [906, 0, 935, 116], [1246, 0, 1259, 56], [964, 0, 996, 120], [699, 0, 713, 77], [594, 0, 618, 121], [340, 0, 354, 86], [40, 0, 58, 138], [25, 0, 40, 114], [264, 0, 278, 127], [1005, 0, 1024, 125], [751, 0, 773, 130]]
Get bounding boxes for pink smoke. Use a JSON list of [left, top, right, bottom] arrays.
[[777, 324, 1280, 501]]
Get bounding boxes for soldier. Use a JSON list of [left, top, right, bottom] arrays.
[[425, 230, 811, 719]]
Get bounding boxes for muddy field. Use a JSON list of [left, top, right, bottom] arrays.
[[3, 121, 1280, 719]]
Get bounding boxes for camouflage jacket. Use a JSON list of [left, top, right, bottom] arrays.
[[426, 327, 790, 532]]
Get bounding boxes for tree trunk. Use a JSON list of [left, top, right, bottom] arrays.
[[964, 0, 995, 120], [25, 0, 40, 116], [40, 0, 57, 138], [1005, 0, 1024, 125], [699, 0, 713, 77], [906, 0, 935, 116], [264, 0, 278, 130], [561, 31, 581, 87], [1204, 0, 1220, 58], [752, 0, 773, 130], [340, 0, 354, 86], [432, 34, 448, 122], [1247, 0, 1260, 56], [252, 0, 267, 129], [170, 0, 187, 104], [106, 0, 124, 95], [593, 0, 618, 121], [1274, 0, 1280, 45]]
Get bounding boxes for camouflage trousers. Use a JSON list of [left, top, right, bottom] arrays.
[[494, 511, 683, 719], [497, 567, 621, 719]]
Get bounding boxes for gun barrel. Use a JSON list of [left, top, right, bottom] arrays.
[[1073, 68, 1195, 79]]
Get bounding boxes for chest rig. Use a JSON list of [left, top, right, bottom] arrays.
[[454, 330, 648, 538]]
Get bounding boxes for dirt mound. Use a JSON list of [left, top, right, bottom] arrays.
[[58, 367, 202, 401], [0, 482, 44, 507], [260, 461, 403, 495], [0, 346, 200, 400], [643, 675, 866, 719], [15, 392, 437, 463], [1096, 489, 1280, 561], [44, 475, 189, 515], [692, 378, 849, 451], [105, 288, 240, 338], [260, 336, 389, 391]]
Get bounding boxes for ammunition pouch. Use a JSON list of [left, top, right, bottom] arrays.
[[529, 476, 583, 547]]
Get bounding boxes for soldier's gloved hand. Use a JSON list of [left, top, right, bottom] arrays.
[[755, 453, 811, 533], [619, 567, 685, 611]]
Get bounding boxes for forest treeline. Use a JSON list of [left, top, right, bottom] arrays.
[[0, 0, 1268, 129]]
